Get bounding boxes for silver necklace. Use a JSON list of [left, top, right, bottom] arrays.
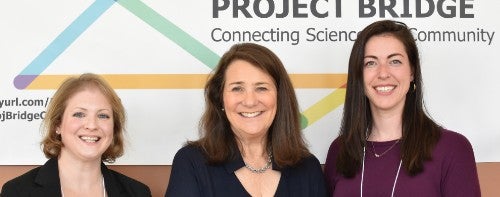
[[361, 145, 402, 197], [244, 153, 272, 173], [61, 175, 106, 197], [371, 139, 400, 157]]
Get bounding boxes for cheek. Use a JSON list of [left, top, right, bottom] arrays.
[[60, 118, 81, 131], [101, 122, 115, 135], [363, 70, 376, 83], [222, 95, 238, 109], [268, 96, 278, 107]]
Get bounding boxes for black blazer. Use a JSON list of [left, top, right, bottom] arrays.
[[1, 158, 151, 197]]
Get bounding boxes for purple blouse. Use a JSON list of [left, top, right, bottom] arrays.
[[324, 129, 481, 197]]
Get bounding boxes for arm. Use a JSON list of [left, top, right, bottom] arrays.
[[165, 146, 204, 197], [0, 167, 40, 197], [323, 138, 339, 196], [308, 155, 328, 197], [441, 132, 481, 197], [1, 181, 20, 197]]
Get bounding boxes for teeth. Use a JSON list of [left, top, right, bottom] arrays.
[[240, 111, 261, 118], [376, 86, 394, 92], [80, 136, 99, 143]]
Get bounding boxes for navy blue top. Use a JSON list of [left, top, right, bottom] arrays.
[[165, 145, 327, 197]]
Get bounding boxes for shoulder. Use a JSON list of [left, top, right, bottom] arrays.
[[169, 144, 210, 179], [325, 137, 341, 168], [433, 129, 476, 162], [287, 154, 323, 175], [283, 154, 328, 196], [172, 144, 206, 165], [1, 166, 41, 194], [106, 168, 151, 196], [437, 129, 474, 151], [175, 144, 204, 157], [327, 137, 341, 154], [301, 154, 322, 167]]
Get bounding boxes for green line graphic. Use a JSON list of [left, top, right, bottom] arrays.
[[117, 0, 220, 69]]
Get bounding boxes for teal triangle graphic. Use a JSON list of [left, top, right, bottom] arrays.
[[14, 0, 220, 89]]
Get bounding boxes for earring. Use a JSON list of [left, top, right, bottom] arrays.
[[221, 108, 225, 111], [56, 130, 60, 134], [413, 82, 416, 91]]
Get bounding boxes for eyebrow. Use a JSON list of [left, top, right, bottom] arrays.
[[227, 81, 244, 86], [73, 107, 111, 112], [227, 81, 271, 86], [364, 53, 404, 59]]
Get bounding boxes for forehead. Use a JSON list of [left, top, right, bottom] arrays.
[[224, 60, 273, 83], [365, 34, 407, 57], [65, 87, 111, 108]]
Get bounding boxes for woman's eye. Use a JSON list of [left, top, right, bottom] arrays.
[[72, 112, 85, 118], [231, 86, 243, 92], [364, 61, 376, 67], [98, 114, 110, 119], [390, 59, 402, 65], [256, 87, 268, 92]]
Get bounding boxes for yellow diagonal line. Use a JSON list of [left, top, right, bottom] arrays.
[[301, 88, 346, 127]]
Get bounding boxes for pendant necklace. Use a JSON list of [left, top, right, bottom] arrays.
[[361, 145, 402, 197], [244, 153, 272, 173], [371, 139, 400, 158]]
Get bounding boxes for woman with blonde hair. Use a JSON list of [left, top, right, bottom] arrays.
[[2, 73, 151, 197]]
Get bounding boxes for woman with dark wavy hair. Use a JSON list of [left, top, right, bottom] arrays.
[[324, 20, 480, 197], [166, 43, 327, 197]]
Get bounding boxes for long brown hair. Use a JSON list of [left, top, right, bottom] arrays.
[[190, 43, 310, 168], [337, 20, 441, 177]]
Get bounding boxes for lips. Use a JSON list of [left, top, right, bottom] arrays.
[[375, 85, 395, 93], [79, 136, 100, 143], [240, 111, 262, 118]]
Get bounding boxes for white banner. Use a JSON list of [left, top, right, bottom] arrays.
[[1, 0, 498, 164]]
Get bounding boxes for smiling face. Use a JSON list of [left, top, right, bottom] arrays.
[[363, 34, 414, 113], [57, 86, 114, 163], [222, 60, 277, 140]]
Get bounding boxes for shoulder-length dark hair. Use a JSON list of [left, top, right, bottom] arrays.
[[41, 73, 126, 163], [190, 43, 310, 168], [337, 20, 441, 177]]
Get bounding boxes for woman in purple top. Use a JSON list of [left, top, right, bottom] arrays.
[[324, 20, 481, 197]]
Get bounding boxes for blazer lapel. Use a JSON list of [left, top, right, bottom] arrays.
[[32, 158, 62, 196], [101, 163, 125, 197]]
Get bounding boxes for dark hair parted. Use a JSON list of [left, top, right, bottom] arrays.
[[41, 73, 126, 163], [191, 43, 310, 168], [336, 20, 441, 177]]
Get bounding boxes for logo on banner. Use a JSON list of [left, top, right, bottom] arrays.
[[13, 0, 346, 128]]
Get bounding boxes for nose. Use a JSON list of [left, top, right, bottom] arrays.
[[85, 116, 98, 130], [377, 64, 391, 79], [242, 91, 258, 107]]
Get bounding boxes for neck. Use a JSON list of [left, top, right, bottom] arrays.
[[236, 134, 267, 155], [236, 137, 269, 169], [58, 154, 103, 189], [369, 109, 403, 141]]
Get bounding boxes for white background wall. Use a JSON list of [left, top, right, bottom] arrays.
[[1, 0, 498, 164]]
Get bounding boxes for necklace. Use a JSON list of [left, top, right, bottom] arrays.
[[371, 139, 400, 157], [61, 175, 106, 197], [361, 146, 402, 197], [244, 153, 272, 173]]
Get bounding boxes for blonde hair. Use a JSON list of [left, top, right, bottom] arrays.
[[41, 73, 126, 163]]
